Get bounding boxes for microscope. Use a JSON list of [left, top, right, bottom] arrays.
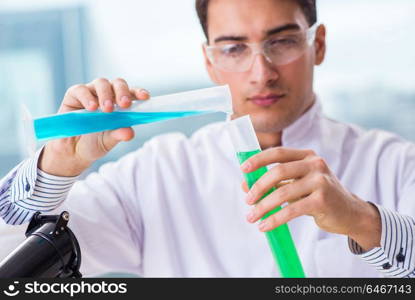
[[0, 211, 81, 278]]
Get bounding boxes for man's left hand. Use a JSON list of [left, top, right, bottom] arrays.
[[241, 147, 381, 251]]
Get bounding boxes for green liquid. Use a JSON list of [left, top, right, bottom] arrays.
[[237, 150, 305, 278], [34, 110, 210, 141]]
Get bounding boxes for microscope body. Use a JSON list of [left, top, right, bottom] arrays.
[[0, 211, 81, 278]]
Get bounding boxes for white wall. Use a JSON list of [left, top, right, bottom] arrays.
[[316, 0, 415, 94]]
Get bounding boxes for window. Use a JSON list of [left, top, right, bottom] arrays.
[[0, 7, 87, 176]]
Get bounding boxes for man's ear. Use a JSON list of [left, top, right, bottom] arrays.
[[314, 24, 326, 66], [202, 43, 221, 84]]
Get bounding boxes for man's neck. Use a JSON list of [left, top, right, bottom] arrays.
[[257, 131, 282, 149], [256, 95, 317, 150]]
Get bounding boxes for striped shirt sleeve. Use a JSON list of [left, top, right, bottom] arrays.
[[348, 203, 415, 278], [0, 148, 78, 225]]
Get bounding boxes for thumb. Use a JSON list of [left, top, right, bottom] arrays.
[[101, 127, 135, 152]]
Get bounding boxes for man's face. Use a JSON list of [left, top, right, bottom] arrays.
[[203, 0, 326, 134]]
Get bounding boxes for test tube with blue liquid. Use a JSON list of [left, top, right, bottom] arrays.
[[23, 85, 233, 142]]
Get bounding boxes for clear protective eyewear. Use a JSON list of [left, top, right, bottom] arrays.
[[205, 22, 320, 72]]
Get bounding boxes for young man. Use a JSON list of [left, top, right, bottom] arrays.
[[1, 0, 414, 277]]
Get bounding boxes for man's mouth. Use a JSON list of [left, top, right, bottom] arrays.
[[249, 93, 285, 107]]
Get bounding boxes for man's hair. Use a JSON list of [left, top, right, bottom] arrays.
[[195, 0, 317, 41]]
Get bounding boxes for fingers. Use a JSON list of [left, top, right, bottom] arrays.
[[245, 160, 310, 205], [101, 127, 135, 153], [257, 194, 315, 232], [89, 78, 115, 113], [131, 88, 150, 101], [239, 147, 338, 233], [241, 180, 249, 193], [110, 127, 135, 142], [246, 176, 313, 223], [111, 79, 151, 107], [65, 78, 151, 115], [112, 78, 132, 108], [62, 85, 98, 113], [240, 178, 293, 194], [241, 147, 315, 173]]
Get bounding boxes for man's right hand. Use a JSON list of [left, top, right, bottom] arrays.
[[38, 78, 150, 177]]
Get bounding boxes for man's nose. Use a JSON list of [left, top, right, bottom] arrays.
[[248, 53, 279, 86]]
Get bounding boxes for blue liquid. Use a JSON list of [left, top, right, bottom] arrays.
[[34, 110, 210, 141]]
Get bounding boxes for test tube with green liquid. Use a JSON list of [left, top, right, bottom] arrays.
[[227, 115, 305, 278]]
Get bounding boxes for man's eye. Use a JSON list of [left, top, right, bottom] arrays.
[[268, 37, 299, 47], [221, 44, 247, 56]]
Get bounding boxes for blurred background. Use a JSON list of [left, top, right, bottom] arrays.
[[0, 0, 414, 177]]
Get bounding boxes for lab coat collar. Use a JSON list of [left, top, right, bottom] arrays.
[[281, 96, 322, 147]]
